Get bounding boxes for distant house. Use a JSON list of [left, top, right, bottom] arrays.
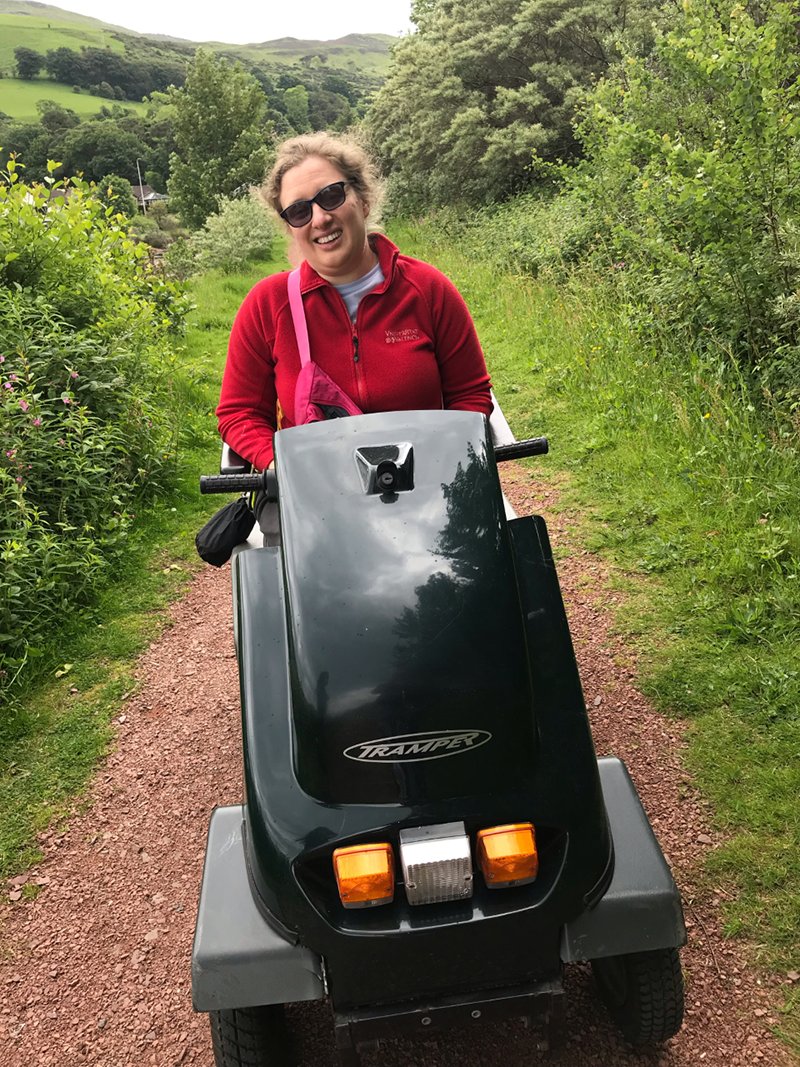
[[130, 184, 168, 209]]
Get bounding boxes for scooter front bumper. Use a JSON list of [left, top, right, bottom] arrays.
[[191, 757, 685, 1013]]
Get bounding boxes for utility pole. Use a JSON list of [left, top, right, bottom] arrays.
[[136, 158, 147, 214]]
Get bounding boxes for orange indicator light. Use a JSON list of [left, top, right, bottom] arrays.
[[477, 823, 538, 887], [333, 843, 395, 908]]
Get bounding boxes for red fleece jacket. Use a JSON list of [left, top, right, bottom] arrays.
[[216, 233, 493, 470]]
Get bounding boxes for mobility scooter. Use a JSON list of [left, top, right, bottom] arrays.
[[193, 409, 686, 1065]]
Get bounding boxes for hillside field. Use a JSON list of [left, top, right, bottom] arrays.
[[0, 77, 148, 121], [224, 34, 394, 76], [0, 3, 396, 84], [0, 13, 125, 72]]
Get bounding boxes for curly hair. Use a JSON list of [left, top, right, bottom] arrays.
[[263, 132, 383, 225]]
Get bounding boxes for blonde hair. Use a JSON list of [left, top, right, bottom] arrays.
[[263, 132, 383, 227]]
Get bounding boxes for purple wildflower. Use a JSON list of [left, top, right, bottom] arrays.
[[71, 371, 78, 378], [62, 397, 71, 405], [19, 399, 28, 412], [4, 383, 12, 390], [33, 417, 41, 427]]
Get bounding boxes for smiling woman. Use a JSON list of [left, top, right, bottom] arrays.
[[215, 131, 494, 540], [275, 156, 379, 283]]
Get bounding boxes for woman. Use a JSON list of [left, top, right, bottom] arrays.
[[216, 133, 493, 534]]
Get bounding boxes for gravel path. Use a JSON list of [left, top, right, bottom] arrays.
[[0, 467, 795, 1067]]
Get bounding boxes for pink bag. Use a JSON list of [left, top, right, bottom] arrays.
[[288, 269, 364, 424]]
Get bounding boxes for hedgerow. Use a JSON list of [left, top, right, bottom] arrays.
[[0, 159, 192, 705]]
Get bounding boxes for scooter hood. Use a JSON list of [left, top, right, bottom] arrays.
[[274, 410, 536, 806]]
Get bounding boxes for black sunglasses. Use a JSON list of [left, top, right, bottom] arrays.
[[279, 181, 349, 228]]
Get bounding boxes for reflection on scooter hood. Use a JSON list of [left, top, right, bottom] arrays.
[[275, 410, 536, 806]]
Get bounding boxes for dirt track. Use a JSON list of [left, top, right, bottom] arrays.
[[0, 467, 795, 1067]]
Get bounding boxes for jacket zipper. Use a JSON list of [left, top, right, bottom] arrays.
[[352, 325, 366, 409]]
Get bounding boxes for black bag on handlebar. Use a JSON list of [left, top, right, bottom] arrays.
[[196, 496, 256, 567]]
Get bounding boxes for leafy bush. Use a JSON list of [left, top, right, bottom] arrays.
[[195, 195, 274, 274], [95, 173, 138, 218], [129, 215, 159, 236], [554, 0, 800, 388], [162, 237, 197, 282], [143, 230, 170, 249], [0, 159, 190, 703]]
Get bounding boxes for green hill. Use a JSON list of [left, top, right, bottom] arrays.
[[0, 1, 396, 115], [0, 12, 126, 74], [0, 0, 133, 34], [222, 34, 394, 76], [0, 77, 148, 122]]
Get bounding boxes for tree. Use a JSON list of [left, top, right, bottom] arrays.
[[368, 0, 665, 208], [1, 123, 51, 178], [59, 121, 148, 184], [45, 46, 87, 85], [167, 49, 272, 229], [15, 47, 45, 80], [96, 173, 139, 217], [284, 85, 310, 133], [35, 100, 79, 135], [308, 90, 351, 131]]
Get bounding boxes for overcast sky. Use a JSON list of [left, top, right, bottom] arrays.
[[59, 0, 413, 44]]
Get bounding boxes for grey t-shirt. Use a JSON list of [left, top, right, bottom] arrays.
[[333, 262, 385, 321]]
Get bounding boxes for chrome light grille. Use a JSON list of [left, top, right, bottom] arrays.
[[398, 821, 473, 906]]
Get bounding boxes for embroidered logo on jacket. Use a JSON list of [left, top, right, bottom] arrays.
[[385, 329, 421, 344]]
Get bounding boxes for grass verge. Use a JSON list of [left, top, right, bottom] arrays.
[[389, 220, 800, 1024], [0, 241, 288, 881]]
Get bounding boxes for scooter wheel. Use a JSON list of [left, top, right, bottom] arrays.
[[591, 947, 684, 1045], [209, 1004, 295, 1067]]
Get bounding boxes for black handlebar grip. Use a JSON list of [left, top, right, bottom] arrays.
[[495, 437, 549, 462], [200, 470, 278, 498]]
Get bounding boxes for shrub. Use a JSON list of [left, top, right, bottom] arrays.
[[147, 200, 179, 232], [162, 237, 197, 282], [195, 194, 274, 274], [556, 0, 800, 387], [95, 173, 138, 218], [143, 230, 169, 249], [0, 159, 191, 703]]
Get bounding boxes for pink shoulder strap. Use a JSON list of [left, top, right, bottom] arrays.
[[287, 268, 311, 369]]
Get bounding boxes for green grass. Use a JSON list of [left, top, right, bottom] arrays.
[[388, 218, 800, 1018], [0, 238, 289, 880], [0, 77, 148, 121], [0, 13, 125, 74]]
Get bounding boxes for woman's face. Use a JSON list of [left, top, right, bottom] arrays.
[[279, 156, 374, 284]]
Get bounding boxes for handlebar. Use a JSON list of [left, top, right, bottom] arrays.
[[200, 470, 278, 497], [495, 436, 548, 461], [200, 437, 547, 495]]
